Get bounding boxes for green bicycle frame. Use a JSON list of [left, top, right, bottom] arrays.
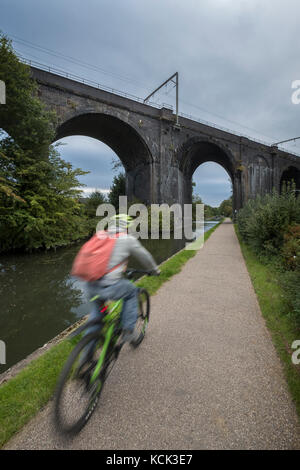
[[89, 297, 122, 384], [88, 277, 141, 385]]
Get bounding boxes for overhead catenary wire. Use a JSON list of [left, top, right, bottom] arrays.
[[15, 50, 80, 77], [149, 78, 291, 147], [8, 34, 285, 144], [18, 55, 168, 110], [10, 34, 153, 91], [6, 33, 300, 157], [9, 33, 282, 141]]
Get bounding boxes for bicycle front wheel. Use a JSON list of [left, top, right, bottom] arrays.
[[53, 331, 108, 436], [131, 288, 150, 348]]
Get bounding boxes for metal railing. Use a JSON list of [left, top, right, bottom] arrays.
[[19, 56, 300, 158], [19, 56, 172, 110], [179, 111, 300, 157]]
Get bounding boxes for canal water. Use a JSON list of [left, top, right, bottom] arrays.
[[0, 221, 219, 373]]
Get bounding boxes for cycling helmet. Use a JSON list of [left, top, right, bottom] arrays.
[[109, 213, 133, 231]]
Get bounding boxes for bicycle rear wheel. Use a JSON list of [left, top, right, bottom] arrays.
[[54, 331, 109, 436], [131, 288, 150, 348]]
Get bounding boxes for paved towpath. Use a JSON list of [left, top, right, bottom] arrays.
[[4, 220, 300, 449]]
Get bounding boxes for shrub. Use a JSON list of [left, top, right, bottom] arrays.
[[280, 224, 300, 323], [280, 269, 300, 323], [237, 185, 300, 257], [237, 187, 300, 323], [282, 225, 300, 270]]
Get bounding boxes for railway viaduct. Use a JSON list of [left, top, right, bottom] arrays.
[[31, 66, 300, 212]]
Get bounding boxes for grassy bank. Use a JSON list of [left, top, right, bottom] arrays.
[[0, 220, 222, 447], [235, 225, 300, 419]]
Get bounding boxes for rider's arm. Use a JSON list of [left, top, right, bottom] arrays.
[[127, 235, 160, 274]]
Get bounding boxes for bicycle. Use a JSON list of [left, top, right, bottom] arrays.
[[53, 269, 152, 436]]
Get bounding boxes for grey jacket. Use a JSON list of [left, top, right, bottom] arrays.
[[99, 228, 158, 286]]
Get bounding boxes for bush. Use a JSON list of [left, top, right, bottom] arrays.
[[237, 187, 300, 323], [280, 270, 300, 323], [282, 224, 300, 270], [237, 186, 300, 257], [280, 224, 300, 324]]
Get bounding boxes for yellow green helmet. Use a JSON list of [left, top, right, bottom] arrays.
[[109, 213, 133, 230]]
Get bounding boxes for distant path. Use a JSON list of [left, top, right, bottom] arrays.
[[5, 220, 300, 449]]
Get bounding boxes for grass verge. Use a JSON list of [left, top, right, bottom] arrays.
[[0, 220, 223, 447], [235, 225, 300, 419]]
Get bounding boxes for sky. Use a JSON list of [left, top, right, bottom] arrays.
[[1, 0, 300, 206]]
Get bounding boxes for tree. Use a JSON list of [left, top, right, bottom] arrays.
[[84, 190, 107, 218], [204, 204, 219, 219], [219, 197, 233, 217], [108, 172, 126, 211], [111, 154, 123, 172], [0, 34, 54, 158], [0, 33, 90, 251]]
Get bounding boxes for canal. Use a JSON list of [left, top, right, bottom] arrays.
[[0, 221, 219, 372]]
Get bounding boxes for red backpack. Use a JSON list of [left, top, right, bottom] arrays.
[[71, 231, 123, 281]]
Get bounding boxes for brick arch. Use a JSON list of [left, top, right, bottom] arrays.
[[176, 136, 236, 179], [54, 112, 154, 204], [280, 165, 300, 192], [55, 112, 153, 172], [175, 136, 239, 209]]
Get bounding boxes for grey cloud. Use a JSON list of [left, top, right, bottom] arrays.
[[2, 0, 300, 203]]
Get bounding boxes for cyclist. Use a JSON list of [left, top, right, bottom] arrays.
[[82, 214, 160, 359]]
